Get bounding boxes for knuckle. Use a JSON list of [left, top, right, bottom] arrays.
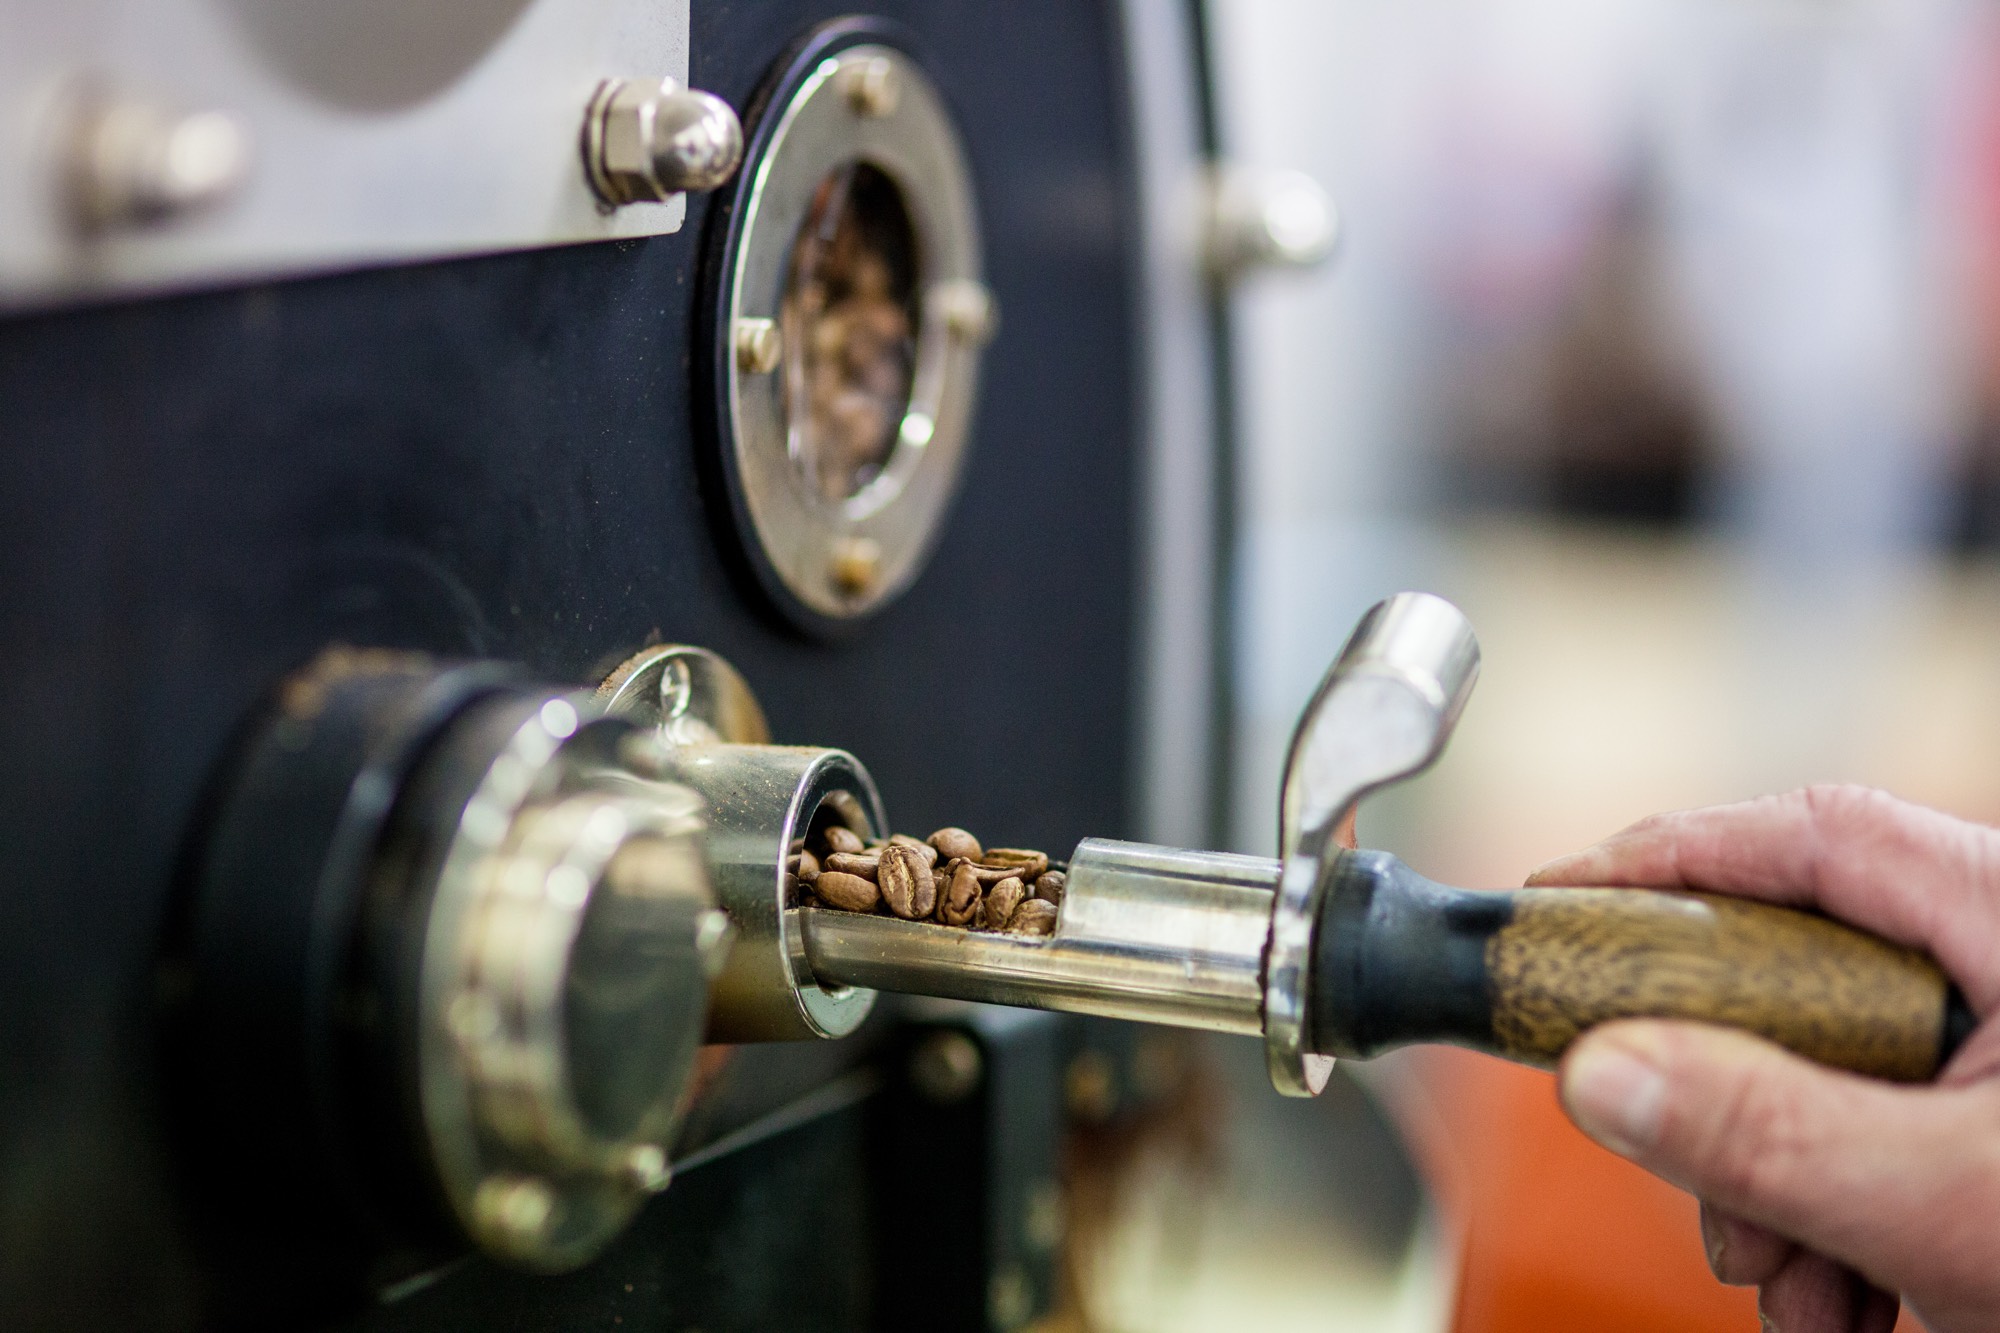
[[1799, 782, 1895, 831]]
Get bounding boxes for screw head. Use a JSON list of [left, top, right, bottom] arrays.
[[933, 279, 998, 346], [68, 96, 250, 232], [828, 536, 882, 600], [838, 56, 900, 118], [619, 1143, 673, 1194], [734, 317, 783, 374], [472, 1175, 556, 1250]]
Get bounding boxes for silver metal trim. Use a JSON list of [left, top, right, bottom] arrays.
[[722, 43, 989, 620], [417, 694, 717, 1271], [1116, 0, 1226, 848], [1262, 592, 1480, 1095], [598, 645, 884, 1040], [802, 838, 1281, 1035]]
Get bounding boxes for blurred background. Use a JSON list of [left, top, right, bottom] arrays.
[[1077, 0, 2000, 1329]]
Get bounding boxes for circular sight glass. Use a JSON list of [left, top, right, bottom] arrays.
[[781, 161, 922, 503]]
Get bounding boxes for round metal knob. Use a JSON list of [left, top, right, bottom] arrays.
[[584, 78, 744, 206], [1207, 166, 1340, 275]]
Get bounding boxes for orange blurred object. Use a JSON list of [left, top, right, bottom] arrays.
[[1403, 1046, 1759, 1332], [1398, 1047, 1933, 1331]]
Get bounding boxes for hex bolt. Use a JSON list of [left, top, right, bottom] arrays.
[[66, 94, 250, 232], [733, 317, 784, 374], [828, 536, 882, 601], [472, 1175, 556, 1250], [584, 78, 743, 206], [837, 56, 900, 118], [907, 1029, 983, 1104], [619, 1143, 673, 1195]]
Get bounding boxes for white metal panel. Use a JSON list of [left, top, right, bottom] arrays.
[[0, 0, 690, 309]]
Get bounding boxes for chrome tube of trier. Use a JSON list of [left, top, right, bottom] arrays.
[[798, 838, 1280, 1035]]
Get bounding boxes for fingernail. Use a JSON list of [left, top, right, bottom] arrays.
[[1759, 1315, 1777, 1333], [1524, 849, 1594, 885], [1562, 1036, 1667, 1157], [1703, 1218, 1726, 1272]]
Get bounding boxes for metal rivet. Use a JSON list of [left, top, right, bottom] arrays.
[[473, 1175, 556, 1248], [734, 317, 783, 374], [619, 1144, 673, 1195], [838, 56, 899, 118], [67, 95, 250, 232], [828, 536, 882, 600], [585, 78, 744, 207], [908, 1029, 983, 1104]]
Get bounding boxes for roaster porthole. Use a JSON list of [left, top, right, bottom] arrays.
[[707, 27, 993, 631]]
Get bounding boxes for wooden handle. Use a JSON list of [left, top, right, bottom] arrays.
[[1309, 851, 1972, 1081]]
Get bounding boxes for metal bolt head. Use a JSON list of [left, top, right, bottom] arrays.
[[68, 95, 250, 232], [1207, 166, 1339, 275], [908, 1029, 983, 1104], [838, 56, 900, 118], [933, 279, 998, 346], [734, 317, 783, 374], [586, 78, 744, 206], [828, 536, 882, 600], [472, 1174, 556, 1250], [619, 1143, 673, 1195]]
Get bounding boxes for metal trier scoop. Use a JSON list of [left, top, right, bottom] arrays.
[[801, 593, 1966, 1094]]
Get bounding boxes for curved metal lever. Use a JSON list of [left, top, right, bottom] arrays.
[[1264, 592, 1481, 1095]]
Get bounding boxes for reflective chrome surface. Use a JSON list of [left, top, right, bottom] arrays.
[[803, 839, 1279, 1035], [721, 42, 992, 623], [417, 693, 720, 1271], [600, 645, 884, 1040], [1206, 164, 1339, 275], [0, 0, 695, 308], [583, 77, 743, 205], [1264, 591, 1481, 1095]]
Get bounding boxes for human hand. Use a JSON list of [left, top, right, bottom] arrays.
[[1528, 785, 2000, 1333]]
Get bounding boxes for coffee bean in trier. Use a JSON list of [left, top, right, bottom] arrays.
[[802, 826, 1065, 935]]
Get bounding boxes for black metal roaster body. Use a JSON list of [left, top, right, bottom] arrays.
[[0, 5, 1146, 1331]]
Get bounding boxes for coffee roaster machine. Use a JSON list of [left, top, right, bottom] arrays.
[[0, 3, 1351, 1330]]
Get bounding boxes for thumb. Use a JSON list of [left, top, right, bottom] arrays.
[[1559, 1020, 1984, 1292]]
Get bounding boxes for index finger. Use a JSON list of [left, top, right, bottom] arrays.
[[1527, 785, 2000, 1011]]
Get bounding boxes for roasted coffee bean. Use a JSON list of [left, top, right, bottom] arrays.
[[939, 860, 982, 926], [878, 845, 937, 920], [983, 876, 1026, 930], [792, 849, 821, 884], [822, 825, 866, 856], [943, 858, 1029, 887], [814, 871, 879, 913], [886, 833, 939, 867], [928, 827, 983, 862], [983, 849, 1050, 881], [823, 851, 881, 881], [1032, 870, 1064, 904], [1008, 898, 1058, 936]]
